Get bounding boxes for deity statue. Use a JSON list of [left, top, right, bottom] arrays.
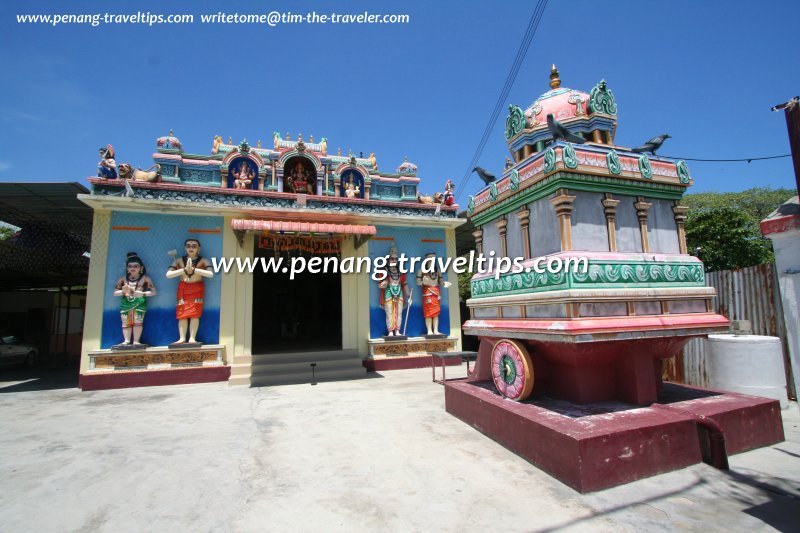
[[416, 253, 450, 336], [113, 252, 156, 349], [378, 246, 410, 337], [442, 179, 455, 206], [287, 161, 314, 194], [166, 238, 214, 345], [97, 144, 117, 179], [233, 162, 253, 189], [344, 180, 360, 198]]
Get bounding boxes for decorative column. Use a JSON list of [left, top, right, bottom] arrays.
[[523, 145, 533, 160], [364, 178, 371, 200], [602, 193, 620, 252], [592, 130, 603, 143], [673, 203, 689, 254], [221, 167, 229, 189], [271, 163, 277, 190], [516, 208, 531, 258], [549, 188, 576, 251], [276, 167, 284, 193], [635, 196, 653, 253], [473, 229, 484, 256], [324, 165, 329, 195], [496, 218, 508, 257]]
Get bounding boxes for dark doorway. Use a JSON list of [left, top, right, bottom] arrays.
[[252, 251, 342, 354]]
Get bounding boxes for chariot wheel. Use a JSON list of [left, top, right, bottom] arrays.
[[491, 339, 534, 401]]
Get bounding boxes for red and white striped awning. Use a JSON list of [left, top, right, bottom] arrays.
[[231, 219, 376, 235]]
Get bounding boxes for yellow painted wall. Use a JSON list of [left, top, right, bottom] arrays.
[[79, 210, 110, 373], [340, 236, 370, 356]]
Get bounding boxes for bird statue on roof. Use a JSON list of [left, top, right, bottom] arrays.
[[631, 134, 671, 155], [546, 114, 587, 144], [473, 166, 496, 185]]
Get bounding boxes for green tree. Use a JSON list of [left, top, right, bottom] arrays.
[[682, 187, 793, 272], [686, 207, 774, 271]]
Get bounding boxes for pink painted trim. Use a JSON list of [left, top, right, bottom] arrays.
[[231, 219, 376, 235], [761, 214, 800, 236], [464, 313, 729, 334], [87, 179, 457, 213]]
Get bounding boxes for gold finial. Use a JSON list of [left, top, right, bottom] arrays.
[[228, 136, 233, 144], [298, 133, 303, 142], [285, 132, 290, 140], [309, 134, 314, 143], [169, 129, 174, 136], [337, 148, 341, 156], [549, 64, 561, 89], [257, 139, 261, 148]]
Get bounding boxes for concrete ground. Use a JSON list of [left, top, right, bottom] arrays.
[[0, 364, 798, 532]]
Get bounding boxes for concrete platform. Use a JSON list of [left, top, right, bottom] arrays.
[[1, 365, 798, 531], [444, 379, 785, 492]]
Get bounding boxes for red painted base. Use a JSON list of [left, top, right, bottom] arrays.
[[444, 379, 784, 493], [80, 366, 231, 391], [363, 356, 461, 372]]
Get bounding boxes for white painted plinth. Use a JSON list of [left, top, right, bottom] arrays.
[[706, 334, 789, 409]]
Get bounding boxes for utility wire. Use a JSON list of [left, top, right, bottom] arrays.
[[454, 0, 548, 202], [660, 154, 791, 163]]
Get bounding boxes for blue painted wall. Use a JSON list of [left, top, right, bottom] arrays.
[[100, 212, 223, 348], [368, 226, 450, 339]]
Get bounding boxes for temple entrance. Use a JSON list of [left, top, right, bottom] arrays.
[[251, 247, 342, 354]]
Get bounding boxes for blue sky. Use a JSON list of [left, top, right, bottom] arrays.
[[1, 0, 798, 202]]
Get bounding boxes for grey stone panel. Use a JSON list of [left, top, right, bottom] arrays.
[[505, 209, 524, 260], [473, 306, 498, 318], [502, 306, 523, 318], [571, 191, 609, 252], [525, 304, 567, 318], [579, 302, 628, 317], [634, 301, 662, 315], [616, 196, 643, 253], [480, 221, 502, 258], [529, 197, 561, 256], [669, 300, 707, 313], [647, 198, 680, 254]]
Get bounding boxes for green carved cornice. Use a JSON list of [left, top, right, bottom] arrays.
[[471, 171, 686, 226], [470, 259, 706, 299], [489, 182, 498, 202], [676, 160, 691, 184], [589, 80, 617, 115], [467, 195, 475, 215], [563, 145, 578, 169], [509, 169, 520, 191], [543, 147, 556, 172], [638, 155, 653, 179], [606, 150, 622, 175], [505, 105, 526, 140]]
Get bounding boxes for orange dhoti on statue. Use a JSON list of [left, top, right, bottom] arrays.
[[422, 286, 441, 318], [176, 281, 205, 320]]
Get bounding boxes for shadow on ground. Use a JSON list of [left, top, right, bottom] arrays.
[[0, 362, 79, 393]]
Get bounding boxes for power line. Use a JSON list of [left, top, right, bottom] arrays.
[[660, 154, 791, 163], [454, 0, 548, 202]]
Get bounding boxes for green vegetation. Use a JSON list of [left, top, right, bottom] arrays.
[[684, 187, 794, 272]]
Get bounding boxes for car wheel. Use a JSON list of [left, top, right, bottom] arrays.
[[25, 352, 36, 368]]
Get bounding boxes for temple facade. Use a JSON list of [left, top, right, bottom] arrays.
[[78, 132, 464, 390]]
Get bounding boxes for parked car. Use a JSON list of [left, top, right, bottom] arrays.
[[0, 335, 38, 368]]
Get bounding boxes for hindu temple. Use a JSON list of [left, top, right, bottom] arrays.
[[445, 67, 785, 492], [78, 132, 464, 390]]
